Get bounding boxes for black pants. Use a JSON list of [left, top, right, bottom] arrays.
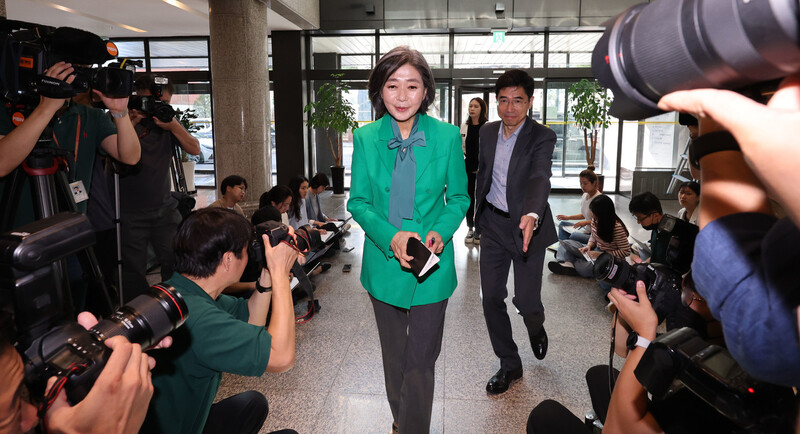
[[479, 208, 547, 371], [202, 391, 298, 434], [370, 295, 448, 434], [466, 171, 477, 228], [526, 365, 619, 433]]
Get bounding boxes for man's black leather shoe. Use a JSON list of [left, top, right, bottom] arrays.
[[486, 367, 523, 394], [530, 327, 548, 360]]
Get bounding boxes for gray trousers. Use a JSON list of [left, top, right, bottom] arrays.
[[370, 295, 448, 434], [120, 205, 181, 303], [479, 208, 547, 371]]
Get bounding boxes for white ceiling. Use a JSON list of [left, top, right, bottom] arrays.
[[6, 0, 301, 39]]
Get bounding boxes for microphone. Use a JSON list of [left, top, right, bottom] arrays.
[[45, 27, 116, 65]]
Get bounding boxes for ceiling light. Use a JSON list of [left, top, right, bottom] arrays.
[[37, 1, 147, 32]]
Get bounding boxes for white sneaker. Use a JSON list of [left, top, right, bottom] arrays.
[[465, 229, 474, 243], [473, 233, 481, 245]]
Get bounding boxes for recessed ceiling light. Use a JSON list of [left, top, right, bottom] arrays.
[[38, 1, 147, 32], [162, 0, 208, 18]]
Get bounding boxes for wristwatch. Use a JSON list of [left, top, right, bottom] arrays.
[[626, 331, 651, 351], [255, 279, 272, 294], [109, 109, 129, 119], [689, 131, 740, 169]]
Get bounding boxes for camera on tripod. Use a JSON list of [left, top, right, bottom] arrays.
[[0, 212, 188, 405], [593, 215, 698, 320], [0, 19, 135, 112]]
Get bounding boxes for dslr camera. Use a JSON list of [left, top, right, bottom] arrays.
[[0, 19, 135, 112], [635, 327, 796, 432], [594, 214, 698, 320], [0, 212, 187, 404], [128, 76, 176, 123], [251, 221, 323, 269]]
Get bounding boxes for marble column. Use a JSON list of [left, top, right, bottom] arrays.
[[208, 0, 270, 213]]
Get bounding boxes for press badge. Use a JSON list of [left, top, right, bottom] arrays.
[[70, 180, 89, 204]]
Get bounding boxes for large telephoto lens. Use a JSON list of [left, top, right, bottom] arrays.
[[89, 284, 187, 349], [592, 0, 800, 120]]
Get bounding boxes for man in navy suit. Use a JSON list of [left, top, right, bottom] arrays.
[[475, 69, 557, 394]]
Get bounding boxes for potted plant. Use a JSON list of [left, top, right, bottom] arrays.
[[175, 108, 200, 191], [304, 73, 359, 195], [568, 79, 612, 189]]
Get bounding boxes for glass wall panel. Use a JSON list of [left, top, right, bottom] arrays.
[[342, 86, 372, 189], [171, 83, 215, 187], [114, 40, 145, 57], [548, 33, 601, 68], [640, 113, 678, 169], [312, 36, 376, 69], [149, 40, 208, 57], [453, 34, 544, 69], [380, 35, 450, 68], [150, 58, 209, 71]]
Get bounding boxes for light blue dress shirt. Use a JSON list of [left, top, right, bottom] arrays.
[[486, 119, 526, 213]]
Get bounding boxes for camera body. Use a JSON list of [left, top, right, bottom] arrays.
[[0, 213, 187, 404], [635, 327, 796, 431], [594, 254, 682, 321], [250, 221, 322, 269], [594, 214, 697, 320], [128, 95, 176, 123]]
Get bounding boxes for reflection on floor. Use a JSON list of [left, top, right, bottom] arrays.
[[162, 191, 682, 433]]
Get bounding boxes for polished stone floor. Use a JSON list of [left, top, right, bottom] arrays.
[[179, 191, 682, 434]]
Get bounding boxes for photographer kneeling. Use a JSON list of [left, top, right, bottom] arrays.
[[140, 208, 298, 434]]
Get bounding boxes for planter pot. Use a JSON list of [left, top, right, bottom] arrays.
[[330, 165, 345, 195], [596, 174, 605, 193]]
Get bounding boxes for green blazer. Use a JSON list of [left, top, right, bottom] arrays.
[[347, 113, 469, 308]]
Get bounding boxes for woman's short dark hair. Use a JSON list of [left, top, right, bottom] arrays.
[[679, 181, 700, 197], [309, 173, 330, 189], [494, 69, 535, 99], [220, 175, 247, 197], [464, 97, 489, 126], [288, 175, 309, 220], [579, 169, 598, 184], [590, 194, 628, 243], [173, 208, 253, 279], [261, 185, 292, 209], [368, 46, 436, 119]]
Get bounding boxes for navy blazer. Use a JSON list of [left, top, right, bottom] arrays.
[[474, 118, 558, 253]]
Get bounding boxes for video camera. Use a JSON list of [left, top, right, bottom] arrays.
[[635, 327, 796, 432], [0, 213, 187, 404], [593, 215, 698, 320], [0, 19, 135, 114], [592, 0, 800, 120]]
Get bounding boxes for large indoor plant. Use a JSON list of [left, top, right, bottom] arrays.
[[304, 73, 359, 195], [568, 79, 612, 174]]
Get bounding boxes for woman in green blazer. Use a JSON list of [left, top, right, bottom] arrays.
[[347, 47, 468, 433]]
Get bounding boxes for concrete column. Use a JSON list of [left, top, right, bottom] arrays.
[[208, 0, 270, 212]]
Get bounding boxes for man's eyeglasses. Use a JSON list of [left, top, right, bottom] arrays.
[[497, 98, 528, 108], [634, 212, 655, 223]]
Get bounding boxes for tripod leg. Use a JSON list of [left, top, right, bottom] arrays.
[[76, 246, 115, 315]]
